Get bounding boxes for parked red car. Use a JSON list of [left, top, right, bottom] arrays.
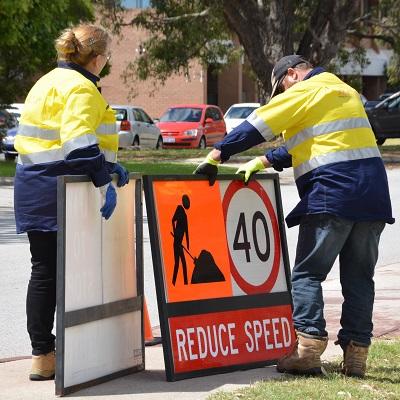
[[157, 104, 226, 148]]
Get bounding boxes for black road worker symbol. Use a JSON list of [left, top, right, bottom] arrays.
[[170, 233, 226, 284], [171, 195, 191, 286], [170, 194, 225, 285]]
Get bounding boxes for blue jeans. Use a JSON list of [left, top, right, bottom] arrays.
[[292, 214, 385, 346]]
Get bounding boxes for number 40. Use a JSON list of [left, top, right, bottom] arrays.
[[233, 212, 270, 262]]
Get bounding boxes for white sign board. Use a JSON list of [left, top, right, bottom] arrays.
[[56, 175, 144, 396]]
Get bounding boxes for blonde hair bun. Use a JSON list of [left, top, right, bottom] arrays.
[[55, 29, 81, 56], [55, 24, 110, 66]]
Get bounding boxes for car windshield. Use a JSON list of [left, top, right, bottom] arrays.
[[376, 92, 400, 109], [113, 108, 127, 121], [160, 107, 202, 122], [225, 106, 258, 119]]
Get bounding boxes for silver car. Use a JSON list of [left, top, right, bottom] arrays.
[[112, 105, 163, 149]]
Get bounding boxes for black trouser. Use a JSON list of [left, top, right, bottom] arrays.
[[27, 231, 57, 356]]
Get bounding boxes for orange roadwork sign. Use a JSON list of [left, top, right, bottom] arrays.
[[144, 175, 293, 382], [153, 180, 233, 303]]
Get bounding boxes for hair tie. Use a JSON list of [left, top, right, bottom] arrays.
[[70, 32, 81, 52]]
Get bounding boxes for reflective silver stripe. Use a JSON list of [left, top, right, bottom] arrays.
[[63, 134, 98, 156], [286, 117, 372, 150], [17, 125, 59, 141], [294, 147, 381, 179], [17, 134, 115, 165], [103, 149, 117, 163], [18, 148, 65, 165], [96, 123, 116, 135], [247, 112, 275, 141]]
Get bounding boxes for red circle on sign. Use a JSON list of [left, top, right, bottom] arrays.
[[222, 180, 281, 294]]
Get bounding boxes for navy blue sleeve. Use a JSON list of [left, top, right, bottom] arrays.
[[265, 146, 292, 171], [214, 121, 265, 163], [65, 144, 112, 187], [106, 161, 117, 175]]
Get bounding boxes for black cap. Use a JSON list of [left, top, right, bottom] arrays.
[[270, 54, 309, 98]]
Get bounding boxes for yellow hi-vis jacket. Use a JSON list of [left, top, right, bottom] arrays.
[[15, 67, 118, 165], [249, 72, 379, 179], [215, 70, 393, 227], [14, 65, 118, 233]]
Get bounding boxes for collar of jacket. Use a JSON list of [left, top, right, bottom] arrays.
[[303, 66, 325, 81], [57, 61, 100, 86]]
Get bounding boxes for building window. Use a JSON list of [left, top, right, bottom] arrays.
[[122, 0, 151, 8]]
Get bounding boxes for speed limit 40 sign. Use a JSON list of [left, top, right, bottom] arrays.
[[222, 179, 284, 296], [144, 174, 293, 381]]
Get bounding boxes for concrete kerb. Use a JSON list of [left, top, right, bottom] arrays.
[[0, 176, 14, 186]]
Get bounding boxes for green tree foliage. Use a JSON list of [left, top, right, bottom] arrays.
[[128, 1, 238, 81], [362, 0, 400, 88], [0, 0, 94, 104], [98, 0, 400, 97]]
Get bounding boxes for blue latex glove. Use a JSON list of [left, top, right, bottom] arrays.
[[113, 163, 129, 187], [100, 183, 117, 220]]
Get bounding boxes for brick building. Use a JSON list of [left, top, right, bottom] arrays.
[[100, 7, 257, 119]]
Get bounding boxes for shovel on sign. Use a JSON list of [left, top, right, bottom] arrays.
[[170, 232, 225, 284]]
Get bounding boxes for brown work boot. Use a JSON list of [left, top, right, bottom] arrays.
[[277, 331, 328, 375], [341, 340, 369, 378], [29, 351, 55, 381]]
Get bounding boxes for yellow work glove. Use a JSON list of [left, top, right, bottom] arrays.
[[236, 157, 266, 183], [193, 152, 220, 186]]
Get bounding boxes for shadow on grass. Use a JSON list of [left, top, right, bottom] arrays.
[[366, 366, 400, 384]]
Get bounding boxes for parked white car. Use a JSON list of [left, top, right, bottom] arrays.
[[7, 103, 24, 122], [224, 102, 260, 133], [6, 103, 24, 123], [111, 105, 163, 149]]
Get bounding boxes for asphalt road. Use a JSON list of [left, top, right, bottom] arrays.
[[0, 165, 399, 359]]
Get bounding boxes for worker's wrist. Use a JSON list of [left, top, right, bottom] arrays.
[[206, 152, 221, 166], [254, 157, 267, 170]]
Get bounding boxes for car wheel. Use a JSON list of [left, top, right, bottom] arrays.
[[4, 153, 16, 161], [376, 137, 386, 145], [133, 135, 140, 147], [198, 136, 206, 149], [155, 136, 163, 149]]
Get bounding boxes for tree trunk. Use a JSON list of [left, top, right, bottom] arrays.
[[297, 0, 361, 65], [221, 0, 360, 95], [222, 0, 294, 96]]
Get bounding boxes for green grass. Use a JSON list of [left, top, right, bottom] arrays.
[[117, 140, 282, 163], [0, 160, 17, 177], [0, 159, 235, 177], [380, 145, 400, 152], [121, 161, 235, 175], [208, 338, 400, 400]]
